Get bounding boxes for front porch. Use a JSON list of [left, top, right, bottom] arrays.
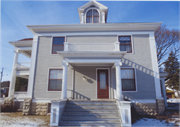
[[49, 51, 132, 126], [58, 51, 127, 101]]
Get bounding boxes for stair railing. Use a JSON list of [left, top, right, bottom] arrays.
[[50, 99, 67, 126], [116, 100, 132, 127]]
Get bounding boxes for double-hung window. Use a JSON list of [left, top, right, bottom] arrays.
[[48, 69, 63, 91], [86, 9, 99, 23], [52, 37, 65, 54], [121, 68, 136, 91], [119, 36, 132, 53]]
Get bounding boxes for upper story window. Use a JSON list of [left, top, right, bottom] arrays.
[[119, 36, 132, 53], [86, 9, 99, 23], [52, 37, 65, 54]]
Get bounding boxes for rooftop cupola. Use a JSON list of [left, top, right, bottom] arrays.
[[78, 0, 108, 24]]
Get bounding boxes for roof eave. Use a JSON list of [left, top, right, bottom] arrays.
[[27, 22, 162, 34]]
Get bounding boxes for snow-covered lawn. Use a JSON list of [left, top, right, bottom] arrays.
[[0, 112, 50, 127], [0, 112, 179, 127], [133, 117, 180, 126], [167, 99, 180, 103]]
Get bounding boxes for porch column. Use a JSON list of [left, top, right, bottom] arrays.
[[149, 33, 163, 99], [115, 61, 123, 100], [9, 49, 19, 97], [61, 61, 68, 99]]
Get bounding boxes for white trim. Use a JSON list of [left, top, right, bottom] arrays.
[[36, 31, 155, 37], [130, 99, 156, 103], [67, 42, 113, 45], [46, 67, 63, 92], [85, 8, 100, 24], [16, 47, 32, 51], [32, 99, 52, 103], [149, 32, 163, 99], [9, 49, 19, 97], [58, 52, 126, 59], [13, 99, 25, 102], [27, 23, 161, 33], [27, 35, 39, 98], [72, 68, 74, 99], [118, 34, 135, 55], [50, 36, 66, 55], [96, 68, 110, 99], [121, 67, 138, 92], [64, 59, 121, 64]]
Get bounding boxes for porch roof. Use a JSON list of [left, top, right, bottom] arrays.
[[9, 39, 32, 58], [57, 51, 127, 59]]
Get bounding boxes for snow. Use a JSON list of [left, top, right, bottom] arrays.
[[167, 99, 180, 103], [132, 118, 176, 126], [0, 112, 179, 127], [0, 113, 50, 127]]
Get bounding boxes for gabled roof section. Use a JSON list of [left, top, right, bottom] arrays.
[[78, 0, 108, 22]]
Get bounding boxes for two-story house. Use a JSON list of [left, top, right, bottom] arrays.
[[7, 0, 166, 126]]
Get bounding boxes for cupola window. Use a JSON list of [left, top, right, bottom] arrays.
[[86, 9, 99, 23]]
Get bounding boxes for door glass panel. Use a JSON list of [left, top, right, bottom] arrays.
[[100, 72, 106, 89]]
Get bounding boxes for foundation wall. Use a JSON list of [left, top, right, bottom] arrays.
[[133, 103, 158, 116], [156, 99, 165, 115], [30, 102, 49, 115]]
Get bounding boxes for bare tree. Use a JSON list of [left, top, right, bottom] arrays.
[[155, 25, 180, 67]]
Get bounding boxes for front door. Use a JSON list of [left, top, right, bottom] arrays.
[[97, 69, 109, 99]]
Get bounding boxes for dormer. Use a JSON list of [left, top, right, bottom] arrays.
[[78, 0, 108, 24]]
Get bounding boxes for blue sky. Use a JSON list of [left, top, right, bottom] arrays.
[[1, 0, 179, 81]]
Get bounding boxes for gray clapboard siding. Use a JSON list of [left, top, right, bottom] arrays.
[[67, 35, 117, 51], [33, 34, 156, 100], [121, 34, 156, 99], [73, 66, 112, 99], [33, 36, 72, 99]]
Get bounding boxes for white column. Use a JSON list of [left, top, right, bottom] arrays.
[[115, 61, 123, 100], [102, 12, 105, 23], [149, 33, 163, 99], [8, 49, 19, 97], [27, 35, 38, 98], [61, 62, 68, 99], [160, 78, 167, 107], [81, 13, 84, 24], [64, 42, 69, 51], [114, 42, 120, 51]]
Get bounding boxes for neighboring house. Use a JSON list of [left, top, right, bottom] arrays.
[[166, 89, 175, 98], [8, 0, 166, 126], [1, 81, 10, 98]]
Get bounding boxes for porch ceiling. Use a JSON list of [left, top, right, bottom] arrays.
[[21, 50, 31, 58]]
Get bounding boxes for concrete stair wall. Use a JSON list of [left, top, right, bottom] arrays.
[[60, 100, 121, 126]]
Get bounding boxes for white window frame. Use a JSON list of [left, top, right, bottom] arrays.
[[50, 36, 66, 55], [85, 8, 100, 24], [47, 67, 63, 92], [117, 34, 134, 54], [121, 67, 137, 92]]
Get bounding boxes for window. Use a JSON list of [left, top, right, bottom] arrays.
[[15, 77, 28, 92], [86, 9, 99, 23], [119, 36, 132, 53], [48, 69, 63, 91], [52, 37, 65, 54], [121, 68, 136, 91]]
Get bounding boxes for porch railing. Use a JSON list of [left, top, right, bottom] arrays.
[[64, 42, 120, 51]]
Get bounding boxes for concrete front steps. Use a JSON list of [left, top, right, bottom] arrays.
[[60, 99, 121, 126]]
